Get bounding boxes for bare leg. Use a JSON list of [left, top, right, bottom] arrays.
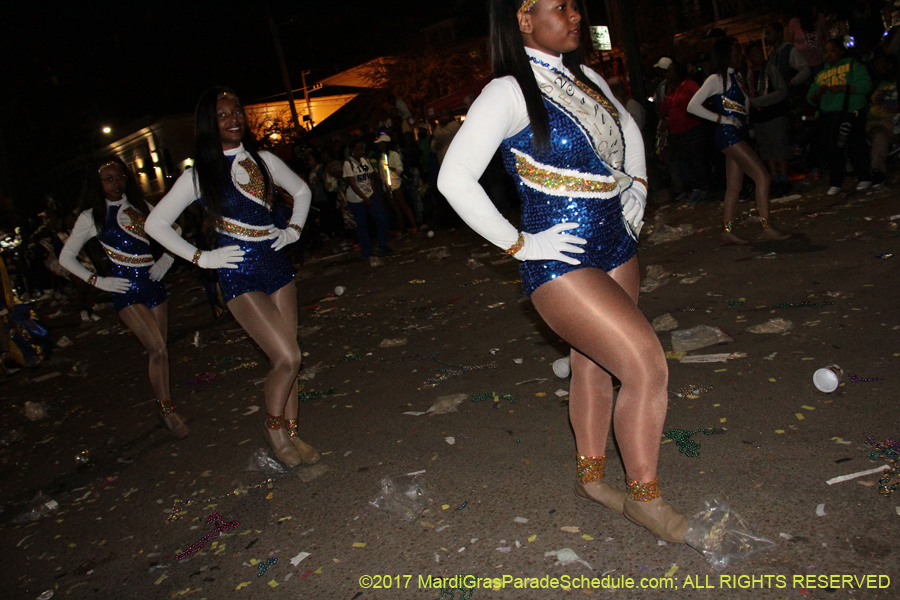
[[119, 302, 170, 404], [269, 282, 299, 421], [391, 188, 417, 231], [531, 258, 668, 483], [723, 141, 772, 220], [226, 289, 301, 418], [721, 153, 743, 224]]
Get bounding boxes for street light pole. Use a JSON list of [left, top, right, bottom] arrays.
[[301, 70, 315, 129], [267, 6, 302, 133]]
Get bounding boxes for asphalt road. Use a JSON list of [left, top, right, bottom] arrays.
[[1, 181, 899, 600]]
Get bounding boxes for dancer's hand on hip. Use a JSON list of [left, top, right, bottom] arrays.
[[515, 223, 586, 266], [93, 276, 132, 294], [621, 188, 646, 229], [198, 246, 245, 269], [269, 227, 300, 251], [148, 254, 175, 281], [722, 116, 743, 129]]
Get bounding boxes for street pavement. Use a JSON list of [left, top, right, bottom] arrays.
[[1, 181, 899, 600]]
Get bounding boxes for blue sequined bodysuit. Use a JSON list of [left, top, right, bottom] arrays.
[[712, 72, 749, 150], [96, 201, 166, 312], [199, 154, 294, 303], [499, 92, 636, 297]]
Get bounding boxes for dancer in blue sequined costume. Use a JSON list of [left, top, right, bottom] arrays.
[[439, 0, 688, 543], [146, 88, 320, 468], [688, 36, 790, 244], [60, 156, 188, 437]]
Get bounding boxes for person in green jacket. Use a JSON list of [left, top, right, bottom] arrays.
[[807, 38, 873, 195]]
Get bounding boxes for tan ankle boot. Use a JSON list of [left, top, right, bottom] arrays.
[[264, 414, 302, 467], [721, 230, 749, 245], [159, 398, 188, 438], [286, 419, 321, 464], [761, 226, 790, 241], [623, 477, 687, 543], [574, 455, 625, 514]]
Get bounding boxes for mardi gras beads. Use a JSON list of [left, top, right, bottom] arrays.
[[664, 428, 716, 458], [175, 511, 240, 561], [257, 557, 277, 577], [471, 392, 518, 404]]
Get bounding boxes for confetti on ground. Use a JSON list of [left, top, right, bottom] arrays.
[[816, 504, 826, 517], [352, 542, 366, 548], [528, 535, 537, 542], [826, 465, 890, 485], [561, 526, 580, 533], [444, 437, 455, 445], [514, 517, 529, 524], [154, 575, 167, 585], [235, 582, 251, 590], [268, 580, 278, 588], [664, 564, 679, 578], [581, 534, 594, 541], [801, 405, 815, 411]]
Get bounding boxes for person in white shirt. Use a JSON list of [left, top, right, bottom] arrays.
[[342, 138, 392, 258], [145, 87, 319, 467], [438, 0, 687, 544], [375, 134, 417, 235]]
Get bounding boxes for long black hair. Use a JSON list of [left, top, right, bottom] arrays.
[[81, 155, 153, 232], [192, 86, 272, 229], [711, 36, 738, 93], [489, 0, 605, 153]]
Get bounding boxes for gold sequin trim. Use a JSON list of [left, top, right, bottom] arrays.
[[722, 98, 747, 115], [577, 455, 606, 484], [760, 217, 771, 230], [506, 233, 525, 256], [574, 80, 620, 124], [518, 0, 538, 12], [237, 157, 266, 200], [121, 206, 147, 237], [632, 177, 648, 190], [159, 397, 175, 415], [265, 413, 286, 429], [103, 246, 153, 266], [626, 477, 661, 502], [723, 220, 734, 233], [286, 419, 299, 439], [515, 153, 618, 195], [215, 219, 271, 238]]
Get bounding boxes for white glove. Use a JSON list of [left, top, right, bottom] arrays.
[[722, 116, 743, 128], [269, 227, 301, 251], [148, 254, 175, 281], [514, 223, 586, 266], [93, 276, 131, 294], [197, 246, 245, 269], [621, 187, 646, 228]]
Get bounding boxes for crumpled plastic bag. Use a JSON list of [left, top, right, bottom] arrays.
[[671, 325, 735, 353], [378, 338, 408, 348], [24, 401, 49, 421], [68, 360, 89, 378], [12, 491, 59, 523], [684, 498, 775, 570], [297, 361, 324, 381], [428, 247, 450, 260], [548, 548, 593, 570], [244, 448, 289, 475], [466, 258, 484, 270], [641, 265, 672, 293], [428, 393, 468, 415], [648, 223, 695, 244], [369, 473, 427, 521], [747, 318, 793, 334], [652, 313, 679, 332]]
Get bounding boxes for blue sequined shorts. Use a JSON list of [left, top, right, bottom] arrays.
[[216, 235, 295, 303], [110, 265, 167, 312], [714, 122, 748, 151], [518, 194, 636, 297]]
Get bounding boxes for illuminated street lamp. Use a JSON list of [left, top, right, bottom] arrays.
[[91, 126, 113, 154], [102, 126, 112, 134]]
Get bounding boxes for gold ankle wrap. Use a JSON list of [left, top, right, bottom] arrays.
[[760, 217, 771, 229], [265, 413, 286, 429], [159, 397, 175, 415], [626, 477, 662, 502], [723, 220, 734, 233], [286, 419, 299, 438], [577, 455, 606, 484]]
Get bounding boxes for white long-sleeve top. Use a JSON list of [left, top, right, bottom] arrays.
[[145, 146, 311, 262], [437, 47, 647, 252], [59, 197, 177, 282], [687, 69, 750, 124]]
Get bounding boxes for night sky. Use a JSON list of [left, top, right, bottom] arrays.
[[1, 0, 607, 209]]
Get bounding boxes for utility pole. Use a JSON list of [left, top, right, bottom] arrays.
[[267, 7, 302, 132], [301, 70, 314, 129]]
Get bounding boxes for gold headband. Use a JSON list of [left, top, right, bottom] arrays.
[[97, 161, 118, 173], [217, 91, 234, 100], [519, 0, 538, 12]]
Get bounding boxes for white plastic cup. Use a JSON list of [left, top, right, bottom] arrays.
[[427, 230, 435, 238], [813, 364, 844, 393], [334, 286, 346, 296], [553, 357, 571, 378]]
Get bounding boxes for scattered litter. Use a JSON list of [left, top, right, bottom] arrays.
[[554, 389, 569, 397], [514, 517, 529, 524], [466, 258, 483, 270], [12, 492, 59, 523], [560, 526, 580, 533], [378, 338, 408, 348], [664, 564, 679, 577], [647, 223, 694, 244], [552, 357, 571, 378], [671, 326, 735, 353], [297, 362, 324, 380], [680, 274, 707, 284], [296, 463, 329, 482], [56, 336, 73, 348], [0, 430, 25, 447], [427, 247, 450, 260], [640, 265, 672, 292], [24, 401, 49, 421], [245, 448, 289, 475], [513, 358, 523, 364], [428, 394, 467, 415], [680, 353, 732, 364], [684, 498, 775, 570], [242, 406, 259, 416], [816, 504, 826, 517], [826, 466, 893, 486], [36, 591, 54, 600], [747, 318, 793, 334], [550, 548, 593, 570], [651, 313, 679, 332], [289, 552, 310, 567], [444, 437, 456, 445], [516, 377, 548, 385], [32, 372, 62, 383], [369, 473, 428, 521]]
